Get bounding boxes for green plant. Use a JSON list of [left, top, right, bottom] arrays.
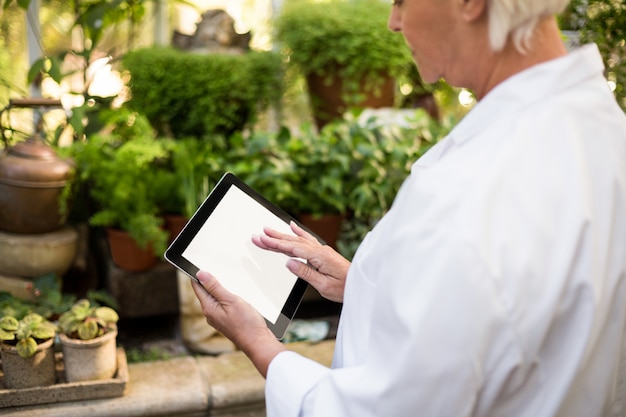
[[224, 128, 298, 214], [69, 110, 169, 255], [0, 274, 75, 322], [281, 123, 353, 217], [0, 313, 57, 358], [0, 0, 153, 142], [0, 274, 118, 321], [123, 47, 283, 139], [124, 345, 186, 363], [315, 110, 455, 259], [148, 137, 226, 220], [345, 110, 453, 219], [0, 292, 35, 322], [167, 137, 226, 218], [277, 109, 453, 221], [21, 273, 76, 320], [58, 299, 119, 340], [561, 0, 626, 111], [274, 0, 412, 106]]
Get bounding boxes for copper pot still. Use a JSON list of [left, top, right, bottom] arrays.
[[0, 135, 74, 234]]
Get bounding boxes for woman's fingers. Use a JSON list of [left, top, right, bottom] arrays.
[[251, 222, 350, 303], [252, 230, 318, 259], [290, 221, 321, 243]]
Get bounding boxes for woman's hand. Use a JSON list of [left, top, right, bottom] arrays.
[[252, 221, 351, 303], [191, 271, 285, 377]]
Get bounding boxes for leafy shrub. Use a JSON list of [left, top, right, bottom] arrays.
[[123, 47, 283, 138], [563, 0, 626, 111], [69, 111, 170, 256], [274, 0, 412, 99]]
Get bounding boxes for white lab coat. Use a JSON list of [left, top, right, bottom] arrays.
[[266, 44, 626, 417]]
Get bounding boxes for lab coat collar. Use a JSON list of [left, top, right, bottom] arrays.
[[414, 43, 606, 170]]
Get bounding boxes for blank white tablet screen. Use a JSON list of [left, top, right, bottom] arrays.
[[182, 186, 297, 324]]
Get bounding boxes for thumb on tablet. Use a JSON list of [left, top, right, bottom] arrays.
[[196, 270, 228, 300]]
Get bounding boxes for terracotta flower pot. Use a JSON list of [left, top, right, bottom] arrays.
[[0, 337, 56, 389], [59, 328, 118, 382], [106, 228, 157, 272], [164, 214, 189, 244], [298, 213, 344, 249], [306, 72, 395, 130]]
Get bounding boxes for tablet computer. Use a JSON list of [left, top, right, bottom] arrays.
[[164, 172, 316, 339]]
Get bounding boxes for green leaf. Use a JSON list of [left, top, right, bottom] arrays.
[[68, 106, 86, 137], [58, 316, 81, 335], [0, 316, 18, 332], [27, 58, 46, 84], [22, 313, 44, 326], [32, 321, 56, 340], [17, 0, 31, 10], [47, 55, 64, 84], [0, 328, 15, 341], [71, 299, 91, 319], [77, 320, 99, 340], [16, 337, 37, 358], [95, 307, 119, 325]]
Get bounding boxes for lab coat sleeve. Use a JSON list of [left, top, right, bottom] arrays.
[[264, 229, 516, 417], [265, 351, 332, 417]]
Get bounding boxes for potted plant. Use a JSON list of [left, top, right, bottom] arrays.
[[70, 111, 169, 271], [273, 0, 413, 128], [327, 110, 454, 258], [279, 122, 352, 248], [57, 299, 119, 382], [0, 313, 57, 389], [156, 137, 225, 243], [225, 128, 297, 213]]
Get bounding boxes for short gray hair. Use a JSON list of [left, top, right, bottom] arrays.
[[487, 0, 571, 52]]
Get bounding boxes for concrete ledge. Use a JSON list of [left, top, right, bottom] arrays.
[[1, 340, 335, 417]]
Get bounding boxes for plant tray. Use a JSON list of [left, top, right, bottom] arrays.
[[0, 347, 128, 408]]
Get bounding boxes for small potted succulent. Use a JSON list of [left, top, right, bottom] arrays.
[[0, 313, 57, 389], [58, 299, 119, 382]]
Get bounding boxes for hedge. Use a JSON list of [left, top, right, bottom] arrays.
[[123, 47, 283, 138]]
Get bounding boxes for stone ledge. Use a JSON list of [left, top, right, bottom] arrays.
[[1, 340, 335, 417]]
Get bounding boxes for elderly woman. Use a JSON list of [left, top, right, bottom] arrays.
[[192, 0, 626, 415]]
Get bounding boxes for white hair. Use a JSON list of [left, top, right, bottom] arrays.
[[487, 0, 571, 52]]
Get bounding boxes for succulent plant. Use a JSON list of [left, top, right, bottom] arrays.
[[0, 313, 57, 358], [58, 299, 119, 340]]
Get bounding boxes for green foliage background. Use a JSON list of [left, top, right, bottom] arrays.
[[123, 47, 284, 138], [564, 0, 626, 111]]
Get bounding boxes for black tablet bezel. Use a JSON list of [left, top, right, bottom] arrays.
[[164, 172, 313, 339]]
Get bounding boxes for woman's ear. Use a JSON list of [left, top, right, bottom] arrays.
[[460, 0, 487, 22]]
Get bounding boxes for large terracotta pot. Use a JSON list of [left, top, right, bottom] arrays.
[[0, 337, 56, 389], [306, 72, 395, 130], [59, 328, 118, 382], [0, 135, 73, 234], [298, 213, 344, 250], [106, 228, 157, 272], [164, 214, 189, 245]]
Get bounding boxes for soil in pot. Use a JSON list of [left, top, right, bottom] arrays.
[[59, 328, 118, 383], [0, 337, 56, 389]]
